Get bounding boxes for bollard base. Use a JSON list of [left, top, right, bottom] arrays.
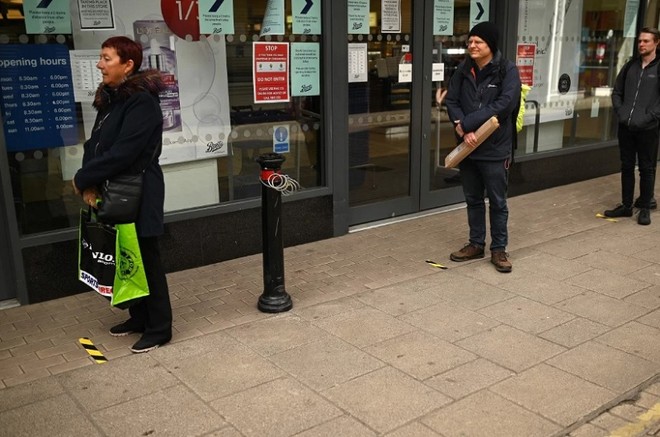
[[258, 289, 293, 313]]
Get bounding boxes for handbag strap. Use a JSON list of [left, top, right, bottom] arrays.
[[140, 143, 160, 174]]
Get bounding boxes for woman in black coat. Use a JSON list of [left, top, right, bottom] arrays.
[[73, 36, 172, 353]]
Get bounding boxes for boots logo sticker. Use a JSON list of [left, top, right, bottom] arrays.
[[117, 248, 138, 279]]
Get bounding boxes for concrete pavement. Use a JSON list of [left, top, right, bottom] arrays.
[[2, 173, 660, 436]]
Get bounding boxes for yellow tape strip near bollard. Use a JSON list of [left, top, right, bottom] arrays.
[[425, 260, 448, 270], [79, 337, 108, 364], [595, 213, 618, 222]]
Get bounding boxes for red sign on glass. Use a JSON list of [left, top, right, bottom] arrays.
[[516, 44, 536, 87], [161, 0, 200, 41], [253, 42, 290, 104]]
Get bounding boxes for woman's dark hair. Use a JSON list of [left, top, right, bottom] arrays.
[[102, 36, 143, 74], [641, 27, 660, 42]]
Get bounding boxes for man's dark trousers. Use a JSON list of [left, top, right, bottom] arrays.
[[618, 124, 659, 209]]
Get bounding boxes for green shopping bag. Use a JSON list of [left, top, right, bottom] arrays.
[[112, 223, 150, 309]]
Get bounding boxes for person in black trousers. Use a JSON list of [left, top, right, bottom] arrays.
[[605, 27, 660, 225], [73, 36, 172, 353]]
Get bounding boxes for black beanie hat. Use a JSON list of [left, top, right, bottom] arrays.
[[468, 21, 499, 53]]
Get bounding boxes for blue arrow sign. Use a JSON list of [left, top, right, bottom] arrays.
[[199, 0, 235, 34], [209, 0, 225, 13], [475, 2, 484, 20], [470, 0, 489, 28], [293, 0, 321, 34], [301, 0, 313, 14]]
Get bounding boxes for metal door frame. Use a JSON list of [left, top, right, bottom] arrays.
[[0, 113, 27, 304]]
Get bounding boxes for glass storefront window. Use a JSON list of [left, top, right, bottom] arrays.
[[515, 0, 635, 157], [0, 1, 324, 235]]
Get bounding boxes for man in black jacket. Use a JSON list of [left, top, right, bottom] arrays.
[[605, 27, 660, 225], [445, 22, 521, 273]]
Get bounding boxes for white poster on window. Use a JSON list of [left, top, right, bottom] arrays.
[[348, 0, 370, 34], [70, 0, 232, 164], [623, 0, 640, 38], [433, 0, 454, 36], [261, 0, 286, 36], [381, 0, 401, 33], [77, 0, 115, 30], [518, 0, 582, 123], [70, 50, 104, 103], [348, 43, 368, 82], [432, 62, 444, 81]]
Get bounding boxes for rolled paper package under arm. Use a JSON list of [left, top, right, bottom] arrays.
[[444, 116, 500, 168]]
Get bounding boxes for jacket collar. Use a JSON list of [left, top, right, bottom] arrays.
[[93, 69, 165, 110]]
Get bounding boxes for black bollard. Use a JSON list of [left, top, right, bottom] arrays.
[[256, 153, 292, 313]]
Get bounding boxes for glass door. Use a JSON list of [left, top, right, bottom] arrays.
[[346, 0, 478, 226], [421, 0, 473, 209], [347, 0, 417, 225]]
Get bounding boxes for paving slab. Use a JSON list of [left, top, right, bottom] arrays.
[[312, 306, 416, 348], [456, 325, 566, 372], [0, 394, 102, 437], [539, 317, 611, 348], [399, 302, 500, 343], [56, 353, 179, 412], [152, 333, 285, 401], [225, 314, 330, 356], [554, 292, 649, 327], [210, 377, 343, 437], [478, 296, 575, 334], [566, 268, 651, 299], [490, 364, 615, 426], [426, 272, 515, 311], [596, 321, 660, 364], [0, 376, 64, 413], [364, 330, 476, 380], [547, 341, 659, 393], [623, 285, 660, 311], [499, 275, 587, 305], [425, 358, 515, 400], [91, 384, 225, 437], [324, 367, 451, 434], [295, 415, 378, 437], [269, 336, 384, 390], [385, 421, 443, 436], [421, 390, 562, 437]]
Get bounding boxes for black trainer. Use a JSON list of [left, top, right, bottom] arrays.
[[638, 208, 651, 225], [634, 197, 657, 210], [604, 204, 633, 218], [109, 319, 145, 337], [130, 335, 171, 353]]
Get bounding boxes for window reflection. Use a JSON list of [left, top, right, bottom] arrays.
[[515, 0, 632, 156], [2, 1, 324, 235]]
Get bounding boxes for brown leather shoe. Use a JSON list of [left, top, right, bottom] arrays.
[[491, 250, 512, 273], [450, 243, 485, 262]]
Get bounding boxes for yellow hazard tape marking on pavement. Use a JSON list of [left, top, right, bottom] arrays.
[[426, 260, 448, 269], [596, 213, 618, 222], [79, 337, 108, 364], [608, 402, 660, 437]]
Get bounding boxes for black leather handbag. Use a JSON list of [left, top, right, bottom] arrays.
[[96, 145, 159, 225], [96, 173, 144, 225]]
